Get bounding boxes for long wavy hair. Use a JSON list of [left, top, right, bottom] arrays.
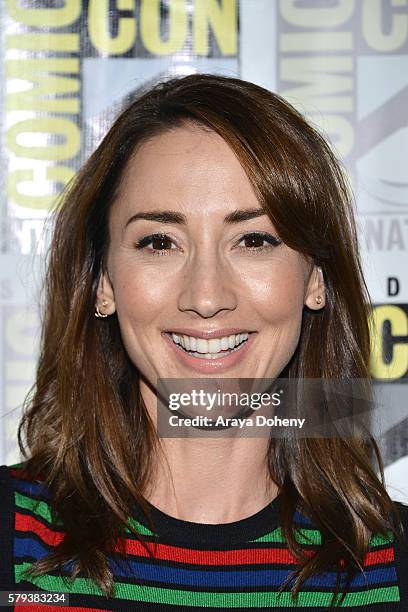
[[18, 73, 402, 605]]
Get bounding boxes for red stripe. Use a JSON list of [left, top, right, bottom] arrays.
[[114, 537, 312, 565], [15, 513, 64, 546], [364, 547, 394, 565], [337, 546, 394, 568], [15, 607, 105, 611], [114, 538, 394, 567], [16, 513, 308, 565], [10, 467, 46, 481], [15, 512, 395, 569]]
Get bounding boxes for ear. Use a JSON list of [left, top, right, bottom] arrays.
[[95, 269, 116, 316], [304, 265, 325, 310]]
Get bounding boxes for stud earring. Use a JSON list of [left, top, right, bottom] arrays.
[[315, 295, 323, 304]]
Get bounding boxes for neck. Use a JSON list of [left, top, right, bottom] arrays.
[[141, 380, 279, 523]]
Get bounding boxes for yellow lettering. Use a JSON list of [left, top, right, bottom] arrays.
[[280, 56, 353, 118], [194, 0, 237, 55], [89, 0, 136, 55], [8, 166, 75, 210], [280, 0, 354, 28], [369, 305, 408, 379], [6, 58, 80, 114], [7, 0, 81, 27], [280, 31, 352, 53], [141, 0, 186, 55], [7, 118, 80, 161], [280, 56, 353, 101], [309, 113, 354, 157], [6, 33, 80, 52], [363, 0, 408, 51]]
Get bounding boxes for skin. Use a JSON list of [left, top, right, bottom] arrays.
[[96, 123, 325, 523]]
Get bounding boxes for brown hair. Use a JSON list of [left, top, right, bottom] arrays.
[[18, 73, 402, 605]]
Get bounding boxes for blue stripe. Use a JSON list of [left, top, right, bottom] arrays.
[[293, 511, 314, 527], [14, 537, 51, 559], [12, 478, 50, 500], [15, 537, 397, 590], [107, 557, 398, 589]]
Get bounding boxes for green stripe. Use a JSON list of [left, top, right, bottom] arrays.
[[16, 491, 156, 537], [251, 527, 321, 545], [370, 531, 394, 546], [15, 491, 63, 526], [253, 528, 394, 548], [12, 465, 394, 551], [125, 517, 157, 537], [15, 563, 399, 607]]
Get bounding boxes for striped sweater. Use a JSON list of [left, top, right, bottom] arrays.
[[1, 463, 407, 611]]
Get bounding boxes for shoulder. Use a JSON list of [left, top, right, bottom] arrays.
[[1, 461, 48, 502], [390, 501, 408, 606], [0, 462, 26, 511], [0, 461, 57, 539], [0, 462, 41, 530], [0, 461, 56, 524], [0, 463, 25, 589], [392, 498, 408, 543], [0, 462, 64, 590], [0, 462, 15, 503], [394, 500, 408, 524]]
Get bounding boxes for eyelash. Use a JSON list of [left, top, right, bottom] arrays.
[[134, 232, 282, 256]]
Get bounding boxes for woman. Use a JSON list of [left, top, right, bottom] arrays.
[[0, 73, 407, 610]]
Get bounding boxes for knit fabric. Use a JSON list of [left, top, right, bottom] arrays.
[[1, 463, 407, 611]]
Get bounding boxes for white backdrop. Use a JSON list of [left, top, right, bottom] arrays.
[[0, 0, 407, 500]]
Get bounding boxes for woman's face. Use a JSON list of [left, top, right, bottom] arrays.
[[98, 124, 325, 385]]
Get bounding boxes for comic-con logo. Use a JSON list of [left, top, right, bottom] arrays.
[[370, 304, 408, 381]]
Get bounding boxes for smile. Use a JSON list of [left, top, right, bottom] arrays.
[[170, 332, 249, 360]]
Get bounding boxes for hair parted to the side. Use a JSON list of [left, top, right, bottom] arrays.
[[18, 73, 403, 605]]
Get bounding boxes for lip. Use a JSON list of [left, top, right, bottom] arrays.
[[162, 331, 257, 373], [164, 328, 253, 340]]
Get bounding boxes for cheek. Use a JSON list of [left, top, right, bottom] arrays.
[[113, 263, 175, 324], [109, 264, 174, 372], [243, 265, 306, 324]]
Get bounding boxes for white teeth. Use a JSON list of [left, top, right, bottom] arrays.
[[208, 339, 221, 352], [183, 335, 191, 351], [170, 332, 249, 355], [196, 338, 208, 353], [221, 337, 229, 351]]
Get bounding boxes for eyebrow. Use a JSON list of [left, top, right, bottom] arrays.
[[124, 207, 267, 228]]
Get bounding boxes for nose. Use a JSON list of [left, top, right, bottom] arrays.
[[177, 250, 238, 319]]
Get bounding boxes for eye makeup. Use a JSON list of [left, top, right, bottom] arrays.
[[134, 231, 282, 257]]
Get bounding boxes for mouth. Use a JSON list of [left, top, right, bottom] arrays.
[[167, 332, 250, 360]]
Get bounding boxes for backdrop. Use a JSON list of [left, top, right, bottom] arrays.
[[1, 0, 407, 501]]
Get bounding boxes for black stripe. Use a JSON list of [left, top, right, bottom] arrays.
[[0, 465, 15, 590], [393, 502, 408, 611], [14, 530, 56, 552], [14, 580, 404, 612], [14, 505, 65, 532]]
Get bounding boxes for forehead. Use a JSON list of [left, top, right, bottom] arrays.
[[112, 123, 260, 220]]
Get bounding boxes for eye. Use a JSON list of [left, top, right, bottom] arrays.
[[236, 232, 282, 252], [134, 233, 177, 255]]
